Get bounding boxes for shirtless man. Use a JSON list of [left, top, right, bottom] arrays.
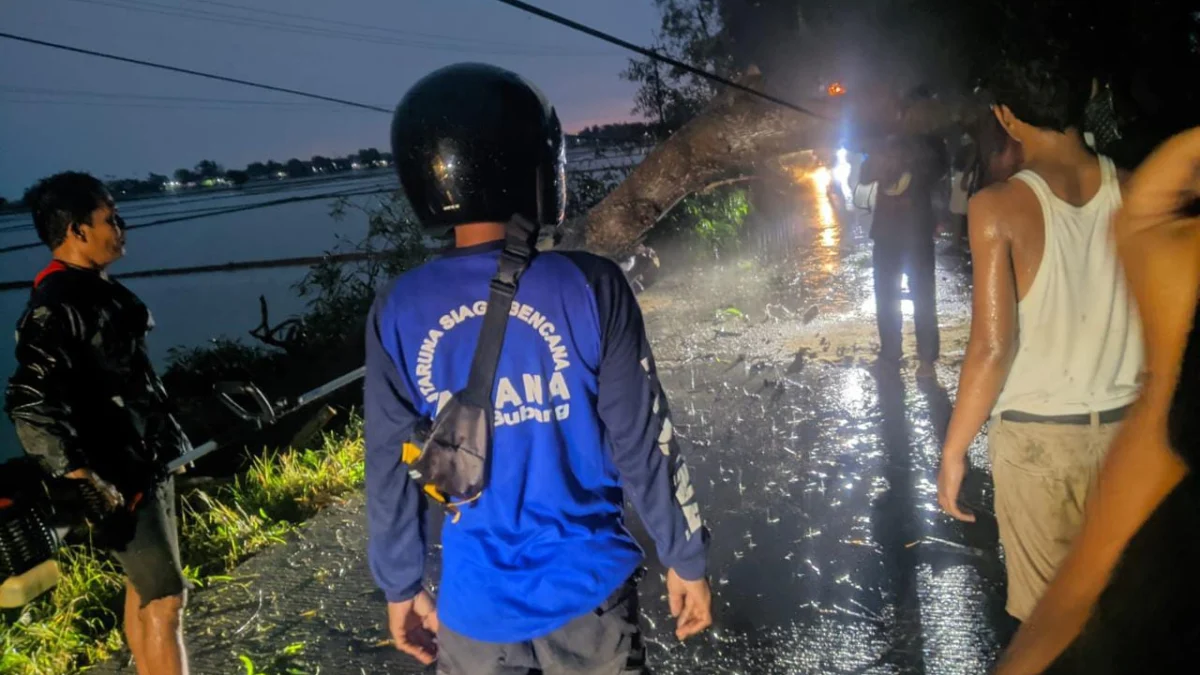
[[936, 59, 1143, 622]]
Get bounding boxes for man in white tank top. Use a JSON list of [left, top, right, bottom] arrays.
[[935, 59, 1143, 621]]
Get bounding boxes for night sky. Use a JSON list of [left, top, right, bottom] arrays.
[[0, 0, 659, 198]]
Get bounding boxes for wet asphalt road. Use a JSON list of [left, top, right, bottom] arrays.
[[98, 200, 1016, 674], [626, 209, 1013, 674]]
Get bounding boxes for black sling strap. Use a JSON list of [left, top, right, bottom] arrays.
[[403, 215, 540, 507], [463, 215, 539, 407]]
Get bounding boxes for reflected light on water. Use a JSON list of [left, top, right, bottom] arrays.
[[840, 367, 870, 411], [822, 225, 838, 249], [809, 167, 839, 248]]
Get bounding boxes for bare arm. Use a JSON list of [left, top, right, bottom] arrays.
[[937, 189, 1018, 520], [995, 127, 1200, 674]]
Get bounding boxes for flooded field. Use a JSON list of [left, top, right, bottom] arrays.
[[0, 173, 393, 458], [0, 145, 649, 459]]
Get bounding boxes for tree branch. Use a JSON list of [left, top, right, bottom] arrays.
[[569, 77, 983, 255]]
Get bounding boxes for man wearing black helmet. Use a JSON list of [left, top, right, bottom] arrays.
[[364, 64, 712, 674]]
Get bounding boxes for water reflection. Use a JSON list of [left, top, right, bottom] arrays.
[[808, 167, 839, 247]]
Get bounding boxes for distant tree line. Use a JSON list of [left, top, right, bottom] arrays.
[[8, 148, 396, 208], [5, 130, 654, 208], [570, 123, 659, 146]]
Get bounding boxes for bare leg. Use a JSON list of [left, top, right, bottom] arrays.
[[136, 592, 188, 675], [123, 582, 149, 675]]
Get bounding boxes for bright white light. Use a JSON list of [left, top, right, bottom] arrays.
[[861, 272, 914, 317], [833, 148, 853, 202], [860, 294, 914, 317]]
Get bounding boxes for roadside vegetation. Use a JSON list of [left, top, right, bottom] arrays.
[[0, 422, 366, 675]]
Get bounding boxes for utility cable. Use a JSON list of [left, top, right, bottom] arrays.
[[0, 250, 392, 293], [0, 184, 397, 255], [0, 181, 397, 235], [0, 156, 637, 248], [0, 85, 352, 107], [195, 0, 615, 53], [67, 0, 611, 58], [0, 97, 355, 113], [489, 0, 827, 119], [0, 32, 392, 113]]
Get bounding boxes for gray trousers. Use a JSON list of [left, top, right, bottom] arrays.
[[437, 574, 648, 675]]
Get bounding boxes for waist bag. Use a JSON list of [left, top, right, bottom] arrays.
[[401, 215, 537, 521]]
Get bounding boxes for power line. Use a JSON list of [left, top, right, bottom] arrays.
[[0, 181, 398, 235], [0, 32, 392, 113], [490, 0, 827, 119], [0, 250, 392, 293], [0, 98, 357, 113], [66, 0, 613, 58], [0, 151, 638, 247], [194, 0, 618, 55], [0, 184, 397, 255], [0, 85, 351, 107]]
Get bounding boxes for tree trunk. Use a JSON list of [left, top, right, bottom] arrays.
[[569, 79, 982, 256]]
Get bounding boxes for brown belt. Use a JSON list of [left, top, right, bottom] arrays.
[[999, 405, 1131, 426]]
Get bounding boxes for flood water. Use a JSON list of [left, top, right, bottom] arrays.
[[0, 146, 650, 459]]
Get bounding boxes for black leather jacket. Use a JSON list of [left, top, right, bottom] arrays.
[[3, 262, 187, 496]]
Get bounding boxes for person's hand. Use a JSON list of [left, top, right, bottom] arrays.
[[65, 468, 124, 513], [666, 568, 712, 641], [387, 590, 439, 665], [937, 454, 976, 522]]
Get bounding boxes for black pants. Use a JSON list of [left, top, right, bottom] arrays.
[[436, 574, 647, 675], [872, 238, 939, 363]]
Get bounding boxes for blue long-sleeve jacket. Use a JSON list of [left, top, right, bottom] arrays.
[[365, 241, 708, 643]]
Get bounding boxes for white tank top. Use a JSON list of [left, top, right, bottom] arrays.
[[993, 156, 1144, 416]]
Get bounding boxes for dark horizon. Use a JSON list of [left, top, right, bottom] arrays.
[[0, 0, 659, 200]]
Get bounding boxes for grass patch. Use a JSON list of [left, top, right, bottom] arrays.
[[0, 418, 366, 674]]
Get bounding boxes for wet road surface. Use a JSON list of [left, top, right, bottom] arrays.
[[99, 202, 1016, 674]]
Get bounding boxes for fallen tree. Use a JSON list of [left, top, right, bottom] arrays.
[[566, 73, 985, 256]]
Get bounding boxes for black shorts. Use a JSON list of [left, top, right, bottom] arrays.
[[109, 477, 188, 606]]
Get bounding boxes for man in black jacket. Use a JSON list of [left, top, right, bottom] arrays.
[[4, 172, 190, 675]]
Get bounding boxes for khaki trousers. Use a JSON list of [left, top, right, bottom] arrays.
[[988, 415, 1120, 620]]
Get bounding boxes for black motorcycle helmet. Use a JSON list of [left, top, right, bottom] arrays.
[[391, 63, 566, 232]]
